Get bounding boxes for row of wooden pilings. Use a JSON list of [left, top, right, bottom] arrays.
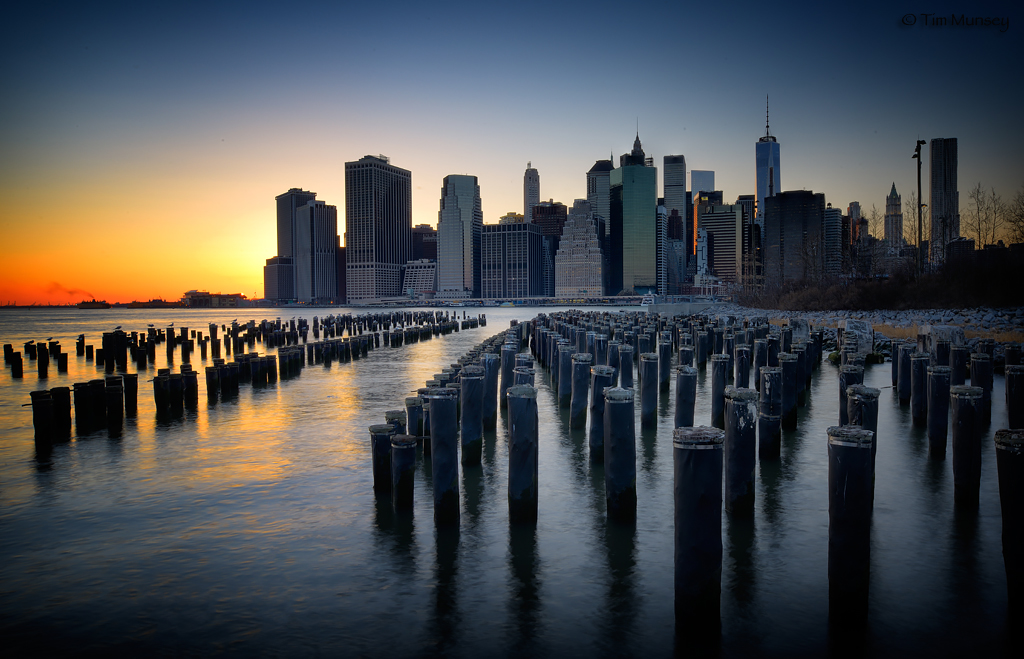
[[22, 312, 485, 443], [871, 331, 1023, 612], [368, 309, 1024, 621], [368, 321, 523, 521]]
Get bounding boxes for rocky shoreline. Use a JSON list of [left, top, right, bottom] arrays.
[[701, 303, 1023, 362]]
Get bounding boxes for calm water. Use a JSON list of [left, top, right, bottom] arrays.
[[0, 307, 1015, 657]]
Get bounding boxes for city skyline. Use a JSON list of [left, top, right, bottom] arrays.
[[1, 0, 1019, 303]]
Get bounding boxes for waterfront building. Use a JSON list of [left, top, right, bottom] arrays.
[[344, 155, 412, 302], [335, 246, 346, 304], [609, 134, 658, 295], [481, 221, 543, 299], [267, 187, 318, 300], [823, 203, 842, 278], [763, 190, 826, 285], [412, 224, 437, 261], [437, 174, 482, 299], [294, 200, 338, 305], [755, 102, 781, 228], [264, 256, 294, 302], [587, 159, 613, 235], [555, 200, 605, 297], [884, 183, 903, 253], [930, 137, 960, 265], [524, 162, 540, 224], [403, 259, 437, 298]]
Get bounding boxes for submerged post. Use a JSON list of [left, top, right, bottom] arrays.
[[971, 352, 993, 424], [604, 387, 637, 521], [1007, 365, 1024, 430], [995, 429, 1024, 612], [461, 365, 485, 465], [779, 353, 798, 430], [674, 365, 697, 428], [910, 353, 930, 427], [369, 424, 396, 495], [481, 353, 500, 429], [639, 352, 658, 427], [391, 434, 417, 511], [507, 384, 539, 523], [558, 344, 574, 408], [427, 388, 460, 524], [710, 354, 728, 429], [951, 385, 983, 507], [897, 342, 913, 404], [589, 365, 615, 462], [619, 344, 635, 389], [500, 343, 516, 409], [827, 426, 875, 613], [674, 426, 725, 623], [570, 353, 593, 430], [724, 387, 758, 516], [950, 345, 969, 387], [838, 365, 864, 427], [927, 366, 952, 458]]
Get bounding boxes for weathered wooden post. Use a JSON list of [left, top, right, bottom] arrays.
[[604, 387, 637, 521], [507, 385, 539, 523], [674, 426, 725, 623], [710, 354, 728, 429], [724, 387, 758, 516], [589, 365, 615, 462], [927, 366, 952, 457], [995, 429, 1024, 612], [910, 353, 930, 427], [461, 365, 485, 465], [639, 353, 658, 428], [674, 365, 697, 428], [828, 426, 875, 614], [951, 385, 984, 507], [427, 388, 460, 525]]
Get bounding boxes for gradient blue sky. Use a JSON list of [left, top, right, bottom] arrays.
[[1, 0, 1020, 300]]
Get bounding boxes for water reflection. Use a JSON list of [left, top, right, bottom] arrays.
[[507, 522, 542, 654], [600, 518, 638, 654], [429, 526, 461, 654]]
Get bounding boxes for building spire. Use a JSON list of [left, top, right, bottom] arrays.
[[765, 95, 770, 137]]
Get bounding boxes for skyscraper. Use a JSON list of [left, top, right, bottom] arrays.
[[664, 155, 687, 219], [344, 155, 412, 302], [823, 203, 842, 278], [691, 170, 715, 197], [555, 200, 604, 297], [437, 174, 482, 299], [755, 100, 781, 227], [532, 200, 568, 297], [276, 188, 317, 261], [884, 183, 903, 252], [696, 202, 744, 283], [763, 190, 826, 285], [609, 133, 658, 295], [524, 162, 540, 223], [929, 137, 959, 264], [267, 187, 317, 300], [481, 219, 543, 299], [412, 224, 438, 261], [294, 200, 339, 305], [587, 159, 613, 233]]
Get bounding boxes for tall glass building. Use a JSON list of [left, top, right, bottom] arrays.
[[756, 109, 781, 227], [929, 137, 959, 264], [609, 134, 657, 295], [344, 155, 412, 302], [437, 174, 482, 299]]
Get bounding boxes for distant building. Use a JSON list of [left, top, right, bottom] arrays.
[[499, 212, 524, 224], [884, 183, 903, 253], [481, 221, 543, 299], [930, 137, 960, 265], [345, 155, 412, 302], [555, 200, 605, 297], [848, 201, 862, 223], [587, 159, 614, 235], [266, 187, 317, 301], [664, 155, 687, 220], [763, 190, 826, 285], [691, 170, 716, 197], [696, 203, 744, 284], [412, 224, 437, 261], [335, 245, 346, 304], [823, 203, 842, 278], [294, 200, 338, 305], [264, 256, 294, 302], [524, 163, 540, 224], [182, 290, 247, 308], [403, 259, 437, 298], [437, 174, 482, 299], [610, 134, 658, 295], [532, 200, 568, 297], [946, 236, 975, 262]]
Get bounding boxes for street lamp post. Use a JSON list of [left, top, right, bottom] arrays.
[[913, 140, 926, 275]]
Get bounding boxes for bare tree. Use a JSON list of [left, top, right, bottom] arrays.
[[902, 190, 930, 251], [1008, 182, 1024, 244], [987, 187, 1006, 245], [965, 183, 987, 246]]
